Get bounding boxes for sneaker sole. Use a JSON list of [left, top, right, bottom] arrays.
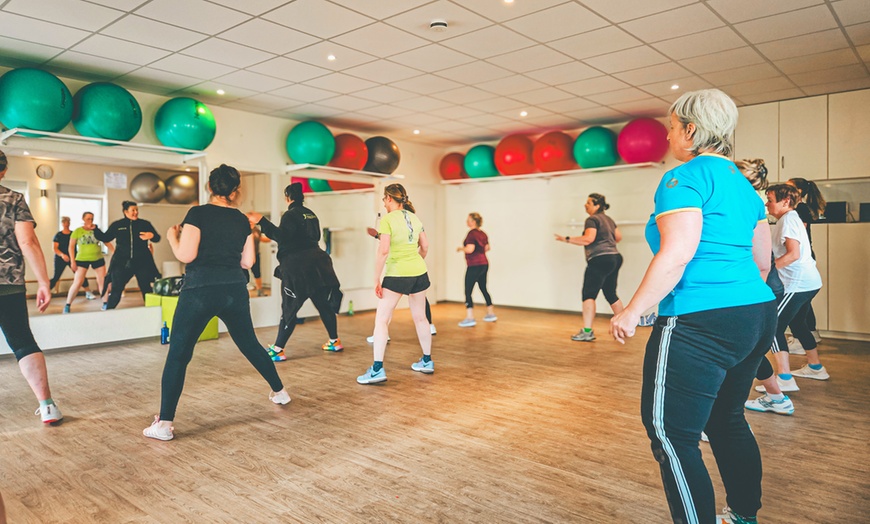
[[793, 373, 829, 380], [357, 376, 387, 384], [571, 337, 595, 342], [745, 405, 794, 416], [42, 418, 63, 424], [459, 323, 476, 327], [412, 367, 434, 374], [270, 398, 291, 405], [323, 348, 344, 352], [143, 431, 174, 441], [483, 318, 497, 322], [755, 384, 799, 393]]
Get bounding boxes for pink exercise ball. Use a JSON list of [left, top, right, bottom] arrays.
[[617, 118, 669, 164]]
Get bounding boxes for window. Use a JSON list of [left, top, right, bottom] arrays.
[[58, 196, 104, 230]]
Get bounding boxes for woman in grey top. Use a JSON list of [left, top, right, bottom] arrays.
[[555, 193, 624, 341]]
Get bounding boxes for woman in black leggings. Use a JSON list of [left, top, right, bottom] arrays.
[[143, 165, 289, 441], [555, 193, 624, 342], [248, 182, 342, 360], [458, 213, 496, 327]]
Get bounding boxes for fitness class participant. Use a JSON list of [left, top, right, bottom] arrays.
[[64, 211, 110, 313], [458, 212, 496, 327]]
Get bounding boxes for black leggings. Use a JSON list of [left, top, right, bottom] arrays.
[[160, 283, 283, 420], [582, 254, 622, 303], [106, 262, 154, 309], [274, 287, 339, 348], [464, 264, 492, 309], [49, 256, 89, 290], [756, 289, 819, 380], [0, 292, 41, 361]]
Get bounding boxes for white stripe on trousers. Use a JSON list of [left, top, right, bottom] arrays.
[[653, 316, 698, 524], [770, 292, 795, 353]]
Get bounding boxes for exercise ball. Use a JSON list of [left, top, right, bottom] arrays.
[[494, 134, 535, 176], [286, 121, 334, 165], [617, 118, 669, 164], [308, 179, 332, 192], [72, 82, 142, 142], [329, 133, 368, 170], [464, 145, 499, 178], [130, 172, 166, 203], [0, 68, 72, 133], [573, 127, 619, 169], [533, 131, 576, 172], [439, 152, 466, 180], [363, 136, 400, 174], [165, 174, 198, 204], [291, 176, 313, 194], [154, 97, 216, 151]]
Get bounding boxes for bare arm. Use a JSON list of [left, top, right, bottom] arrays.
[[775, 237, 801, 269], [462, 243, 475, 254], [554, 227, 597, 246], [418, 231, 429, 259], [168, 224, 200, 264], [374, 234, 390, 298], [614, 227, 623, 243], [68, 237, 78, 271], [752, 221, 772, 281], [15, 222, 51, 312], [240, 234, 256, 269], [610, 211, 702, 343]]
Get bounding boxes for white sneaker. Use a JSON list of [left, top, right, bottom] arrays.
[[745, 394, 794, 415], [787, 337, 806, 355], [700, 431, 709, 443], [483, 313, 497, 322], [143, 416, 174, 441], [366, 335, 390, 344], [430, 324, 437, 335], [85, 291, 97, 300], [792, 364, 830, 380], [755, 376, 799, 393], [34, 402, 63, 424], [458, 318, 476, 328], [269, 389, 291, 405]]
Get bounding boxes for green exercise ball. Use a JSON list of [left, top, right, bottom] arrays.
[[573, 126, 619, 169], [286, 121, 335, 165], [464, 145, 499, 178], [154, 97, 216, 151], [308, 179, 333, 192], [0, 68, 72, 133], [72, 82, 142, 143]]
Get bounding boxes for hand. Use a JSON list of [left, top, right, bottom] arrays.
[[375, 279, 383, 299], [139, 231, 154, 241], [366, 227, 378, 239], [168, 224, 182, 241], [610, 308, 641, 345], [554, 234, 566, 242], [456, 246, 463, 252], [70, 261, 77, 272], [36, 285, 51, 313], [61, 254, 70, 262], [246, 212, 263, 225]]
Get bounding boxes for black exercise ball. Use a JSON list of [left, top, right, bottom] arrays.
[[363, 136, 400, 174]]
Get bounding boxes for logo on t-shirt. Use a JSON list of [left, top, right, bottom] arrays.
[[666, 178, 679, 188]]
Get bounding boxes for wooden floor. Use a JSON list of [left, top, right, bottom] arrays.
[[1, 303, 867, 523]]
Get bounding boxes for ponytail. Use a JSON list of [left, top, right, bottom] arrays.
[[788, 178, 826, 220], [384, 183, 415, 213]]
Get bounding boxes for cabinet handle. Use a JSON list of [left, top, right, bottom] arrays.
[[781, 156, 785, 169]]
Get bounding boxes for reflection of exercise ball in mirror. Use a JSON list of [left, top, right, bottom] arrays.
[[165, 174, 198, 204], [130, 172, 166, 203]]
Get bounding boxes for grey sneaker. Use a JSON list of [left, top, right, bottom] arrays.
[[458, 318, 476, 327], [35, 402, 63, 424], [411, 357, 434, 374], [483, 314, 497, 322], [571, 330, 595, 342], [792, 364, 830, 380], [143, 416, 174, 441], [755, 375, 799, 393], [744, 394, 794, 415], [85, 291, 97, 300]]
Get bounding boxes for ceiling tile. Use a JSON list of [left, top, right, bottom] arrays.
[[118, 67, 202, 91], [653, 27, 747, 61], [280, 104, 345, 119], [755, 29, 850, 60], [247, 57, 330, 83], [775, 48, 860, 75], [431, 85, 495, 104], [318, 95, 379, 112], [354, 104, 414, 119], [87, 0, 149, 10], [461, 113, 513, 127], [538, 97, 600, 113], [504, 3, 608, 43], [587, 88, 652, 105], [722, 76, 797, 97], [0, 36, 62, 64], [620, 4, 724, 43], [737, 88, 806, 105], [263, 0, 374, 39], [788, 63, 869, 86], [565, 106, 628, 124], [435, 106, 484, 120], [182, 38, 275, 68], [47, 50, 139, 78], [216, 69, 290, 92], [734, 5, 838, 44], [701, 63, 782, 86], [471, 97, 528, 113], [269, 84, 336, 103], [286, 42, 376, 71], [681, 47, 767, 75], [71, 34, 169, 65], [304, 73, 377, 94], [178, 82, 258, 103], [434, 61, 513, 84], [236, 93, 301, 111], [388, 44, 475, 72], [477, 75, 547, 96], [707, 0, 824, 24], [509, 87, 574, 105], [393, 96, 452, 111], [607, 98, 670, 117], [208, 0, 288, 16], [344, 60, 422, 84], [100, 15, 207, 51], [441, 25, 536, 59], [218, 19, 319, 55], [428, 120, 475, 132], [583, 0, 699, 23], [614, 62, 692, 86], [858, 44, 870, 63], [391, 74, 464, 95], [458, 0, 566, 22], [389, 113, 445, 126], [135, 0, 251, 34], [639, 76, 712, 97], [548, 26, 642, 61], [4, 0, 123, 31], [0, 11, 90, 48], [847, 21, 870, 46], [384, 0, 492, 42], [150, 54, 236, 79], [329, 0, 432, 20], [584, 46, 670, 73], [521, 113, 578, 129], [832, 0, 870, 25], [220, 100, 272, 114], [486, 46, 572, 74], [801, 76, 870, 95], [559, 76, 630, 96], [353, 85, 417, 104], [529, 62, 602, 85], [333, 22, 428, 58]]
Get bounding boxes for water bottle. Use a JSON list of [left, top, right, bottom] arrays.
[[348, 299, 354, 316], [160, 321, 170, 345]]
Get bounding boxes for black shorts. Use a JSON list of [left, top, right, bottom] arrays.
[[75, 258, 105, 270], [382, 273, 430, 295]]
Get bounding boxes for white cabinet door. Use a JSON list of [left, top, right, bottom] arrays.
[[828, 90, 870, 180], [827, 224, 870, 334], [735, 102, 780, 182], [780, 96, 828, 181]]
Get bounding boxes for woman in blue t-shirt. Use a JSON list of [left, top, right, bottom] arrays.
[[610, 89, 777, 524], [143, 165, 290, 442]]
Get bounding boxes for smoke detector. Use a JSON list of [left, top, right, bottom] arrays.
[[429, 19, 448, 32]]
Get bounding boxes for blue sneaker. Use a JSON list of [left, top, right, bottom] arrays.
[[458, 318, 476, 327], [411, 358, 434, 374], [357, 366, 387, 384]]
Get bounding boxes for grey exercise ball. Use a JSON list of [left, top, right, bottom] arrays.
[[165, 174, 198, 204], [130, 172, 166, 203]]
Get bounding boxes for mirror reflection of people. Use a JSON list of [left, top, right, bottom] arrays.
[[49, 215, 95, 299], [64, 211, 111, 314], [94, 201, 160, 309], [0, 149, 63, 425], [248, 224, 269, 297], [457, 213, 497, 327]]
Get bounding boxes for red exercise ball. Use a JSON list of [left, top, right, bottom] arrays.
[[329, 133, 368, 170], [291, 177, 313, 194], [494, 134, 535, 176], [439, 152, 466, 180], [328, 180, 355, 190], [617, 118, 669, 164], [533, 131, 577, 172]]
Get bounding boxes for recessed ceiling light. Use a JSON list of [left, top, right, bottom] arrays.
[[185, 168, 191, 172], [671, 84, 679, 90], [413, 129, 421, 135], [216, 89, 225, 95], [504, 0, 515, 3], [327, 54, 336, 61], [23, 151, 29, 155], [520, 110, 528, 117]]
